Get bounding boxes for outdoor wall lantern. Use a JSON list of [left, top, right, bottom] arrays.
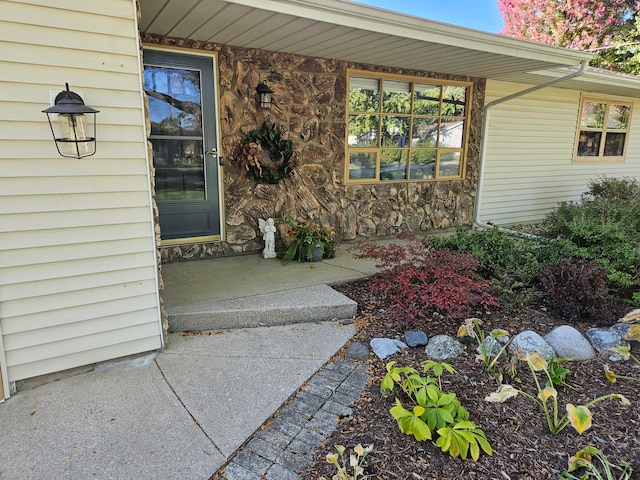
[[42, 83, 99, 159], [256, 80, 274, 109]]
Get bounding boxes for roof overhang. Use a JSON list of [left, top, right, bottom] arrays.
[[139, 0, 640, 97]]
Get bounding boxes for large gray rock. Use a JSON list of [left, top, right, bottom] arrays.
[[586, 327, 629, 352], [404, 330, 428, 347], [543, 325, 596, 361], [510, 330, 556, 358], [425, 335, 464, 360], [370, 338, 407, 360], [477, 336, 504, 358], [610, 322, 631, 338], [344, 342, 370, 361], [611, 322, 640, 350]]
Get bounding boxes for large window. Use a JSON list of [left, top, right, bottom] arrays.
[[574, 96, 632, 162], [347, 72, 471, 183]]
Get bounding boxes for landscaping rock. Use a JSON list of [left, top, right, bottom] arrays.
[[404, 330, 428, 347], [510, 330, 556, 358], [424, 335, 464, 360], [370, 338, 407, 359], [610, 323, 640, 350], [599, 348, 629, 362], [344, 342, 370, 361], [610, 322, 631, 338], [543, 325, 596, 361], [585, 327, 629, 352], [477, 336, 504, 358]]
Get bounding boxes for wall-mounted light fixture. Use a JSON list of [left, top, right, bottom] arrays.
[[42, 83, 99, 159], [256, 80, 274, 110]]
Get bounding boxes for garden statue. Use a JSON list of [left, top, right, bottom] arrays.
[[258, 218, 277, 259]]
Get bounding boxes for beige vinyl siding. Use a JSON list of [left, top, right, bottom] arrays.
[[0, 0, 162, 390], [481, 80, 640, 225]]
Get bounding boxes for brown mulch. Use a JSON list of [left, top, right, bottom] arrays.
[[302, 280, 640, 480]]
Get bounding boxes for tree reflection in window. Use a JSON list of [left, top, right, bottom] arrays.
[[347, 74, 470, 182], [576, 98, 631, 161]]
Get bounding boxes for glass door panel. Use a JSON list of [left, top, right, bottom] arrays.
[[144, 50, 220, 240]]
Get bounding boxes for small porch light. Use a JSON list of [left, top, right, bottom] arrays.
[[43, 83, 99, 159], [256, 80, 274, 109]]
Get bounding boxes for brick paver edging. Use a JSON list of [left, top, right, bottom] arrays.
[[212, 358, 370, 480]]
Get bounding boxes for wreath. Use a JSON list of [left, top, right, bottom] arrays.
[[238, 122, 296, 184]]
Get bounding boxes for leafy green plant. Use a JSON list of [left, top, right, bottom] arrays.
[[279, 217, 338, 263], [586, 175, 640, 201], [542, 176, 640, 299], [546, 356, 573, 390], [559, 445, 633, 480], [321, 444, 374, 480], [603, 363, 639, 384], [381, 361, 492, 461], [485, 350, 630, 435], [457, 318, 511, 373], [603, 339, 640, 384], [428, 226, 576, 307]]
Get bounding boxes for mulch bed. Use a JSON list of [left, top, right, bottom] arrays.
[[302, 280, 640, 480]]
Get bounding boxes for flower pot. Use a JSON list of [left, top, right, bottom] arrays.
[[311, 246, 324, 262]]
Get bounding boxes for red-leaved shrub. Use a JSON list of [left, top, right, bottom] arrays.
[[353, 236, 499, 322], [539, 257, 612, 322]]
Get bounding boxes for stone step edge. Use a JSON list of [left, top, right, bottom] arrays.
[[167, 284, 357, 332]]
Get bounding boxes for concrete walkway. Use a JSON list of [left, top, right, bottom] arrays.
[[161, 246, 381, 331], [0, 322, 357, 480], [0, 245, 383, 480]]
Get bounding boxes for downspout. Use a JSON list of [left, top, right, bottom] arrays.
[[473, 60, 590, 238]]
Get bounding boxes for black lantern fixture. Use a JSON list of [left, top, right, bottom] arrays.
[[256, 80, 274, 109], [42, 83, 99, 159]]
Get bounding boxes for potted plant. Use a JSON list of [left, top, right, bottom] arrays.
[[280, 217, 338, 264]]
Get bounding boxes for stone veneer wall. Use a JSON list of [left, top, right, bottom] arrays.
[[143, 35, 486, 263]]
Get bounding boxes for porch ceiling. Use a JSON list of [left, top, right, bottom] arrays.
[[139, 0, 592, 81]]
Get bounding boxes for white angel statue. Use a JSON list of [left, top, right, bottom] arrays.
[[258, 217, 277, 259]]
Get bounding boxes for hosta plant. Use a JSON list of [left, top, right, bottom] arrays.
[[603, 344, 640, 384], [320, 444, 374, 480], [559, 445, 633, 480], [485, 350, 630, 435], [382, 361, 492, 461], [457, 317, 510, 373], [545, 356, 573, 390]]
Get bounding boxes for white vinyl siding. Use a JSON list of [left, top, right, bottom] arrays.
[[481, 80, 640, 225], [0, 0, 162, 391]]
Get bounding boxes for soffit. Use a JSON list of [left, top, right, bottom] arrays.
[[139, 0, 592, 81]]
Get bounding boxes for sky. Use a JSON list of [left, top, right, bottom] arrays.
[[354, 0, 504, 33]]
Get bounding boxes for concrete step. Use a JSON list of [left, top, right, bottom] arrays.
[[167, 284, 357, 332]]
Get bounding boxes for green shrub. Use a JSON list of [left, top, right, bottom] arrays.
[[587, 174, 640, 203], [428, 227, 575, 307], [542, 176, 640, 300], [423, 176, 640, 306]]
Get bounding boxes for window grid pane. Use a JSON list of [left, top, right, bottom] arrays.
[[347, 73, 470, 182], [575, 97, 631, 162]]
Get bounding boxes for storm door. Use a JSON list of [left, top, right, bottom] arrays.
[[143, 50, 221, 241]]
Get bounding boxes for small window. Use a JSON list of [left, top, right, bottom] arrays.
[[574, 96, 632, 162], [346, 72, 472, 183]]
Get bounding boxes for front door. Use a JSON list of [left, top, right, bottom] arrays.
[[143, 50, 221, 241]]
